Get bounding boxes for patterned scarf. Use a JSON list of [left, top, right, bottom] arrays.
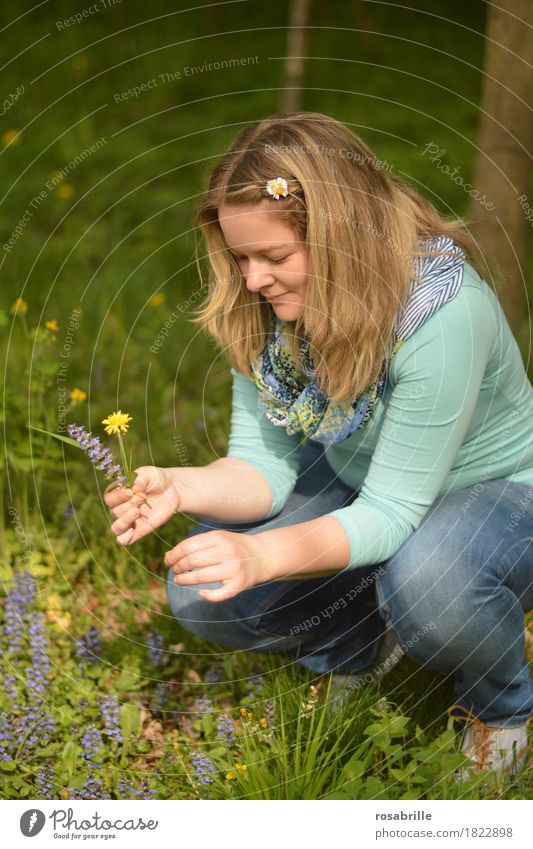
[[250, 235, 466, 447]]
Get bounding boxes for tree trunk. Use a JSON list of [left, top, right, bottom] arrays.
[[468, 0, 533, 344], [282, 0, 312, 113]]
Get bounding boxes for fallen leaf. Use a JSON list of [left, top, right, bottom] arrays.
[[142, 720, 165, 744], [186, 669, 202, 683]]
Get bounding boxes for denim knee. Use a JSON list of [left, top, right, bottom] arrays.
[[166, 567, 272, 651], [166, 567, 217, 640], [376, 541, 469, 656]]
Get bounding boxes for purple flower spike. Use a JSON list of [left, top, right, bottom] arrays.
[[100, 695, 122, 743], [146, 629, 166, 668], [67, 423, 126, 487], [190, 751, 217, 784]]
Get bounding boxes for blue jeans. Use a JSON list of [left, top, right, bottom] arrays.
[[167, 440, 533, 727]]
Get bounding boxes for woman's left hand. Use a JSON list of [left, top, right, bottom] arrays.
[[164, 530, 269, 602]]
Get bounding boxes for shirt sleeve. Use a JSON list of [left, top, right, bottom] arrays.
[[226, 367, 302, 518], [327, 282, 499, 570]]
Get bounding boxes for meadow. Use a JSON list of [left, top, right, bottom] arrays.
[[0, 0, 531, 800]]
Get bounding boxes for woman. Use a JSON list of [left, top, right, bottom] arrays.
[[104, 112, 533, 779]]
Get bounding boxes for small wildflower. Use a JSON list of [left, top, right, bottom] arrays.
[[81, 725, 103, 768], [265, 177, 289, 199], [69, 387, 87, 404], [67, 424, 127, 487], [10, 297, 28, 315], [35, 761, 55, 799], [204, 665, 223, 684], [148, 293, 166, 307], [62, 504, 76, 526], [193, 697, 213, 716], [56, 183, 74, 200], [117, 775, 155, 799], [225, 770, 236, 781], [72, 54, 89, 71], [49, 170, 64, 185], [45, 319, 59, 332], [216, 714, 235, 745], [239, 707, 253, 719], [45, 593, 71, 630], [0, 711, 14, 762], [101, 410, 133, 436], [190, 751, 217, 784], [152, 682, 170, 715], [235, 762, 247, 775], [263, 699, 276, 724], [100, 695, 122, 743], [259, 717, 268, 729], [74, 626, 102, 666], [146, 629, 165, 668], [68, 772, 108, 800], [2, 129, 22, 147]]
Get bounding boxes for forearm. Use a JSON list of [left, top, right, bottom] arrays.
[[259, 515, 352, 581], [167, 457, 273, 522]]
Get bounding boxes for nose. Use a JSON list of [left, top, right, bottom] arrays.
[[243, 258, 276, 293]]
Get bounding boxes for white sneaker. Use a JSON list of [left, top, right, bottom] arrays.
[[449, 705, 529, 780], [327, 625, 405, 702]]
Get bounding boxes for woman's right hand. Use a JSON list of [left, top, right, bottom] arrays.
[[103, 466, 181, 545]]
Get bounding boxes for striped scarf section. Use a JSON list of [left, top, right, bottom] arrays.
[[250, 234, 466, 447]]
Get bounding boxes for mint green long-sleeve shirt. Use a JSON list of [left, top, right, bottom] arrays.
[[226, 262, 533, 570]]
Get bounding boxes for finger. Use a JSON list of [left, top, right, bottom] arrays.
[[171, 548, 221, 574], [164, 534, 219, 567], [111, 506, 141, 536], [172, 566, 231, 586], [116, 519, 153, 546], [198, 583, 238, 603], [116, 527, 135, 546], [104, 487, 134, 508], [110, 493, 147, 519], [131, 469, 151, 494]]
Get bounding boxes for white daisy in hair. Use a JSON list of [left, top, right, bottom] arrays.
[[265, 177, 289, 199]]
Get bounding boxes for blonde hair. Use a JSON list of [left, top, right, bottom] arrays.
[[190, 111, 487, 403]]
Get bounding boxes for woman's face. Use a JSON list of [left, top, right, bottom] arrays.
[[218, 200, 309, 321]]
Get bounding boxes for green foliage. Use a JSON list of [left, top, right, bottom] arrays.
[[0, 0, 531, 803]]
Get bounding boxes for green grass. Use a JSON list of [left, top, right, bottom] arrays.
[[1, 0, 532, 800]]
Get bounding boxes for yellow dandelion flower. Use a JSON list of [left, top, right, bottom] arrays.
[[259, 717, 268, 728], [102, 410, 133, 435], [235, 763, 247, 775], [2, 129, 22, 148], [148, 293, 166, 307], [47, 592, 61, 609], [11, 297, 28, 315], [46, 593, 71, 629], [70, 387, 87, 404], [45, 319, 59, 332], [225, 770, 237, 781], [49, 170, 64, 185], [56, 183, 74, 200], [72, 54, 89, 71], [46, 610, 71, 629]]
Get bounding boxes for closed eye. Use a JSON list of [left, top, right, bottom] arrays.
[[230, 254, 289, 265]]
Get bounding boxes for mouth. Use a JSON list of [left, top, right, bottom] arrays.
[[265, 292, 290, 302]]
